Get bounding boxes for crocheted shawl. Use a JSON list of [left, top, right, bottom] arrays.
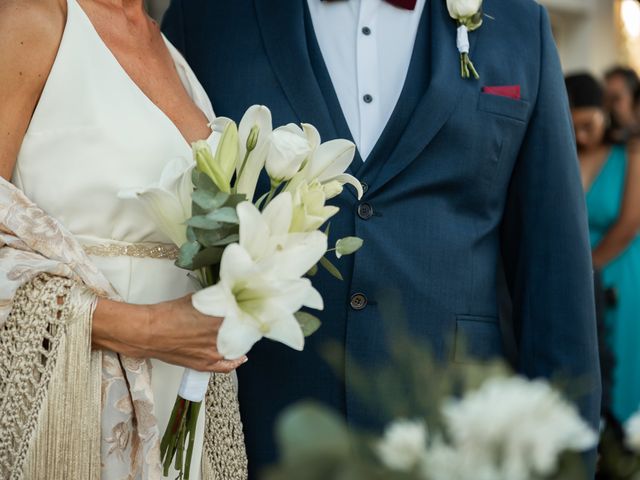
[[0, 177, 246, 479]]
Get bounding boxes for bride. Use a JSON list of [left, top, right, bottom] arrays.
[[0, 0, 248, 478]]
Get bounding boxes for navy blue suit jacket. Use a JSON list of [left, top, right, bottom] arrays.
[[163, 0, 601, 476]]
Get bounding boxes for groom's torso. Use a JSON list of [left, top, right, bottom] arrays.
[[165, 0, 540, 472]]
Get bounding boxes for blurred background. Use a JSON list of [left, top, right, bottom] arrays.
[[147, 0, 640, 75]]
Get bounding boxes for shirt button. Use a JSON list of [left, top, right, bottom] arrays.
[[357, 203, 373, 220], [350, 293, 368, 311], [362, 26, 372, 35], [360, 181, 369, 194], [363, 94, 373, 104]]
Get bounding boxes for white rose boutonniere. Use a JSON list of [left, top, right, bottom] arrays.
[[446, 0, 483, 79]]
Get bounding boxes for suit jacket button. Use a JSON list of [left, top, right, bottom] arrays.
[[350, 293, 368, 311], [357, 203, 373, 220], [361, 181, 369, 194]]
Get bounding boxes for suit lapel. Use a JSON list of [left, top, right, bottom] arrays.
[[254, 0, 338, 142], [367, 0, 483, 196]]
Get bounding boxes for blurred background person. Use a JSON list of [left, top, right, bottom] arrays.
[[566, 73, 640, 423], [604, 66, 640, 143]]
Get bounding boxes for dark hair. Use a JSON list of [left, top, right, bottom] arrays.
[[635, 85, 640, 107], [605, 66, 640, 94], [565, 73, 604, 110]]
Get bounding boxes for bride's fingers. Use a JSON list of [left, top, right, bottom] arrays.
[[209, 356, 248, 373]]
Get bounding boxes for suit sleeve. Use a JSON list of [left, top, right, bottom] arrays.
[[500, 5, 601, 430], [161, 0, 186, 55]]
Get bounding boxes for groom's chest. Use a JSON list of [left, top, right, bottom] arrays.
[[194, 0, 535, 201]]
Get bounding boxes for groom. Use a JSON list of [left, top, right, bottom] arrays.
[[163, 0, 601, 476]]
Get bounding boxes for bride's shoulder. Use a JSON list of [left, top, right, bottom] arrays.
[[0, 0, 66, 87], [0, 0, 66, 59]]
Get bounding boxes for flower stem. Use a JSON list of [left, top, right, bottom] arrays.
[[160, 397, 183, 459], [184, 401, 203, 480]]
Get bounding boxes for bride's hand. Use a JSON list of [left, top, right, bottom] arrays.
[[92, 295, 246, 373]]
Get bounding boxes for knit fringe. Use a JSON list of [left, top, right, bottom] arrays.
[[0, 275, 101, 480]]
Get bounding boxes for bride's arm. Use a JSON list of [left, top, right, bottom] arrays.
[[0, 0, 66, 180], [93, 296, 247, 373]]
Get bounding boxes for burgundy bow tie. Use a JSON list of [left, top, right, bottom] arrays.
[[323, 0, 417, 11]]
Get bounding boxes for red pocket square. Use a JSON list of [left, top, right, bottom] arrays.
[[482, 85, 521, 100]]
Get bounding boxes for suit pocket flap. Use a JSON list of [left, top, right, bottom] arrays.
[[478, 93, 530, 123], [454, 315, 503, 363]]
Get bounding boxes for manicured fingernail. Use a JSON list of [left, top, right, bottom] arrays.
[[242, 356, 249, 363]]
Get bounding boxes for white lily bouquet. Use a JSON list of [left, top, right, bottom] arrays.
[[120, 105, 363, 478]]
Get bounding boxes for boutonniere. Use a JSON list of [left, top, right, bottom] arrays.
[[447, 0, 483, 79]]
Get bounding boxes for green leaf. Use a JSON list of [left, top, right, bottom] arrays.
[[224, 193, 248, 209], [307, 264, 318, 277], [195, 226, 238, 248], [191, 246, 224, 270], [324, 222, 331, 238], [335, 237, 364, 258], [320, 256, 343, 281], [192, 169, 219, 194], [295, 312, 321, 337], [192, 190, 229, 211], [205, 207, 239, 224], [187, 216, 224, 230], [175, 241, 201, 270], [275, 402, 350, 465], [186, 227, 197, 243]]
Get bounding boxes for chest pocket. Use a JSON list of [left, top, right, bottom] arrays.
[[477, 92, 530, 123]]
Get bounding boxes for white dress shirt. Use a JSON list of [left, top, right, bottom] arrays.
[[307, 0, 427, 160]]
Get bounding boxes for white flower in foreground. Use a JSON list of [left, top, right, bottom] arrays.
[[290, 180, 339, 233], [376, 419, 429, 473], [237, 192, 328, 277], [441, 377, 597, 480], [625, 410, 640, 452], [447, 0, 482, 19], [118, 157, 193, 247], [192, 243, 323, 359], [265, 124, 313, 183], [286, 126, 363, 200], [422, 437, 500, 480], [236, 105, 273, 202]]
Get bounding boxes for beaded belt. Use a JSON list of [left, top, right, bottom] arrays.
[[83, 242, 179, 260]]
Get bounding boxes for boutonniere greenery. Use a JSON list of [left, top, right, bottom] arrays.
[[447, 0, 483, 79]]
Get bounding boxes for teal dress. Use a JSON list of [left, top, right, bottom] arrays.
[[587, 145, 640, 421]]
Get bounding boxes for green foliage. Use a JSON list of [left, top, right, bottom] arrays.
[[295, 312, 322, 337], [335, 237, 364, 257], [598, 418, 640, 479], [320, 256, 343, 281], [176, 170, 245, 273]]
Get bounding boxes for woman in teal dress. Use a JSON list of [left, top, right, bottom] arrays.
[[566, 73, 640, 422]]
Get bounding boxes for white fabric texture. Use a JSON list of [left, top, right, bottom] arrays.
[[307, 0, 426, 160], [11, 0, 218, 477]]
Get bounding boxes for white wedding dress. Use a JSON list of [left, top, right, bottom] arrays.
[[12, 0, 216, 477]]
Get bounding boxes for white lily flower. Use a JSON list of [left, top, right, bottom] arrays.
[[238, 105, 273, 169], [118, 157, 193, 247], [265, 124, 313, 183], [290, 180, 339, 233], [287, 138, 362, 200], [192, 243, 322, 359], [447, 0, 482, 19], [237, 192, 328, 278], [236, 106, 273, 201], [376, 419, 429, 472]]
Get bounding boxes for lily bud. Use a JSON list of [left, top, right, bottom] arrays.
[[246, 125, 260, 153]]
